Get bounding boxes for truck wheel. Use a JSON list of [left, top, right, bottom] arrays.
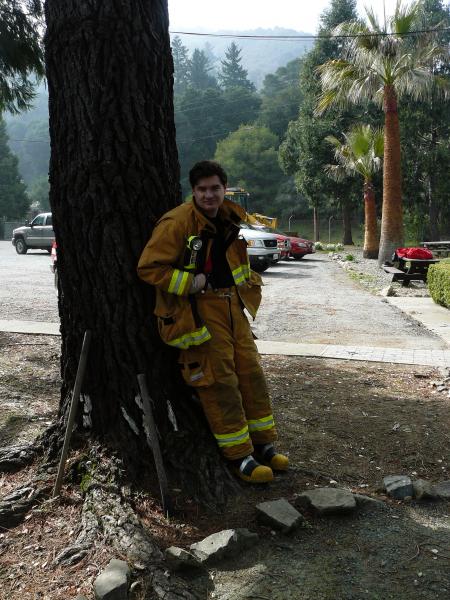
[[15, 238, 28, 254]]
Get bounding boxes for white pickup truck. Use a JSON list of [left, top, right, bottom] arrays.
[[239, 222, 279, 273], [12, 213, 55, 254]]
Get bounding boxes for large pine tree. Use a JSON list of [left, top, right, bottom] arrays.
[[43, 0, 234, 512], [189, 48, 217, 90], [171, 35, 191, 95], [0, 117, 29, 218], [218, 42, 255, 91]]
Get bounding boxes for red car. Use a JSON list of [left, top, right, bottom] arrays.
[[286, 234, 315, 260]]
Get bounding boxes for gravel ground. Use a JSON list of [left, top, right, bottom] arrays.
[[0, 242, 58, 322], [253, 254, 445, 350], [0, 241, 444, 350]]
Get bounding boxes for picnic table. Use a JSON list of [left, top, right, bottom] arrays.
[[383, 257, 440, 287], [421, 241, 450, 257]]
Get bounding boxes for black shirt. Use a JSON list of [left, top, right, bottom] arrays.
[[207, 215, 234, 288]]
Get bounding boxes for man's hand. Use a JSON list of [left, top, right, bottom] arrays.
[[189, 273, 206, 294]]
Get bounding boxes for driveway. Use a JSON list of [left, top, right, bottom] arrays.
[[253, 254, 446, 350], [0, 242, 445, 350]]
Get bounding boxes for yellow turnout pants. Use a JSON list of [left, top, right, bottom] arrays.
[[178, 287, 277, 460]]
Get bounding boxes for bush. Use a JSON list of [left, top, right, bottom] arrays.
[[428, 258, 450, 309], [335, 243, 344, 251], [314, 241, 324, 250], [345, 254, 355, 261], [326, 243, 336, 251]]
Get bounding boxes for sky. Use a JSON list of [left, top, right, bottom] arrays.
[[168, 0, 401, 33]]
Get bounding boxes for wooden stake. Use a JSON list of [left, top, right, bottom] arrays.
[[53, 330, 92, 498], [137, 373, 172, 517]]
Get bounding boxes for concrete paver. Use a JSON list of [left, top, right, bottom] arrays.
[[386, 297, 450, 346]]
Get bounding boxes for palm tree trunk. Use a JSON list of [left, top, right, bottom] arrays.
[[313, 205, 320, 241], [378, 85, 403, 265], [363, 179, 378, 259]]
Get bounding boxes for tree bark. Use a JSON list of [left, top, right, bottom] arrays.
[[44, 0, 236, 507], [428, 127, 440, 241], [363, 180, 379, 259], [378, 85, 403, 265], [341, 198, 354, 245]]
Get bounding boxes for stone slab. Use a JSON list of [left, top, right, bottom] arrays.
[[383, 475, 414, 500], [0, 319, 60, 336], [296, 488, 356, 514], [94, 559, 130, 600], [190, 529, 258, 565], [256, 498, 304, 533], [434, 480, 450, 500]]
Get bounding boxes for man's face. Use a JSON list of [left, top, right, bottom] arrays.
[[192, 175, 225, 218]]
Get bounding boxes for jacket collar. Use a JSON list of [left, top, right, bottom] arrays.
[[191, 198, 246, 232]]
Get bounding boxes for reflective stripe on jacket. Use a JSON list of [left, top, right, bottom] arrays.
[[137, 199, 263, 349]]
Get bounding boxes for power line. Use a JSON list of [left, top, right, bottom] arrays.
[[170, 26, 450, 41]]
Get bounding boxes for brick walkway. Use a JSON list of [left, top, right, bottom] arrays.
[[256, 340, 450, 368], [0, 320, 448, 367]]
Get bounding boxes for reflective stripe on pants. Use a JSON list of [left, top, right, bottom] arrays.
[[179, 288, 277, 460]]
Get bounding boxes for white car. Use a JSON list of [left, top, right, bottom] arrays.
[[239, 222, 280, 273]]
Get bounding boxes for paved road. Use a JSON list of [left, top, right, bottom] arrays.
[[0, 242, 445, 350], [253, 254, 446, 350]]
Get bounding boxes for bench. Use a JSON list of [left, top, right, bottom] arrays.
[[383, 258, 440, 287], [421, 241, 450, 257]]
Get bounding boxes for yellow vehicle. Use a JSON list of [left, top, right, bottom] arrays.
[[225, 188, 278, 229]]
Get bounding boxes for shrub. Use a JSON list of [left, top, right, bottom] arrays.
[[335, 243, 344, 251], [428, 258, 450, 309], [326, 243, 336, 251], [345, 254, 355, 261], [314, 241, 324, 250]]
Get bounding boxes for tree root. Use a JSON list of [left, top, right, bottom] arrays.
[[0, 484, 52, 528]]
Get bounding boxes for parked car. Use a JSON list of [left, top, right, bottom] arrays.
[[239, 222, 279, 273], [12, 212, 54, 254], [253, 226, 314, 260], [252, 226, 291, 260], [288, 234, 315, 260]]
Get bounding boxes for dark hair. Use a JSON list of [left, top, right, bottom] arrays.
[[189, 160, 227, 188]]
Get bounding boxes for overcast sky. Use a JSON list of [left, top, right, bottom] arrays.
[[168, 0, 401, 32]]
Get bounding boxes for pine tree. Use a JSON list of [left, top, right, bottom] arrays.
[[0, 117, 29, 218], [218, 43, 255, 91], [171, 35, 190, 95], [189, 49, 217, 90], [0, 0, 44, 113]]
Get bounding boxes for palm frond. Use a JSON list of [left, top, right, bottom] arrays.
[[391, 0, 421, 35]]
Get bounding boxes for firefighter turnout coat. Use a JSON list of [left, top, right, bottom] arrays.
[[137, 199, 277, 459]]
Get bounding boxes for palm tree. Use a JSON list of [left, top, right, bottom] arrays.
[[325, 124, 384, 259], [316, 0, 448, 265]]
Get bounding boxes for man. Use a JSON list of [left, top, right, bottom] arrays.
[[138, 160, 288, 483]]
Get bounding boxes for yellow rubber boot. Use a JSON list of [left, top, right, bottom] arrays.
[[233, 455, 274, 483], [255, 444, 289, 472]]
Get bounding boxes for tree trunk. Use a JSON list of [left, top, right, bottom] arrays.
[[378, 85, 403, 265], [363, 179, 378, 259], [341, 198, 354, 245], [428, 127, 440, 241], [313, 205, 320, 241], [44, 0, 235, 507]]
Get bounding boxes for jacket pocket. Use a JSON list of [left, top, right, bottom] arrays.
[[239, 269, 263, 318], [156, 301, 211, 350], [178, 350, 215, 387]]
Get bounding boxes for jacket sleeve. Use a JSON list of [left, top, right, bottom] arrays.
[[137, 217, 194, 296]]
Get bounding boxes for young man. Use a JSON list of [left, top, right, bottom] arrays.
[[137, 161, 288, 483]]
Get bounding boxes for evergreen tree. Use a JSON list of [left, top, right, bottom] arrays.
[[0, 117, 29, 218], [189, 49, 217, 90], [218, 42, 255, 91], [171, 35, 190, 95], [0, 0, 44, 113]]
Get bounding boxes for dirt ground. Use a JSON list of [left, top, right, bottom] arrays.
[[1, 332, 450, 599]]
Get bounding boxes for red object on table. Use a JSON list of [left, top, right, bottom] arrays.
[[396, 247, 434, 260]]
